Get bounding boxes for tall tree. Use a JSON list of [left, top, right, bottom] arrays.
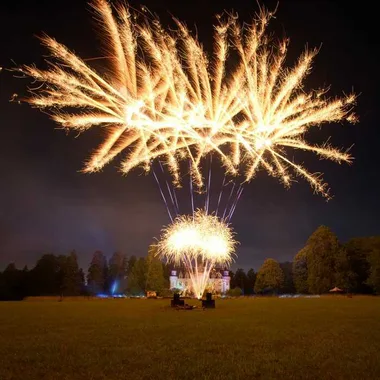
[[345, 237, 378, 293], [246, 268, 256, 295], [30, 254, 61, 295], [306, 226, 347, 294], [87, 251, 108, 294], [229, 270, 236, 288], [254, 258, 284, 294], [293, 248, 309, 293], [334, 246, 355, 290], [127, 255, 137, 276], [279, 261, 295, 293], [127, 258, 147, 295], [162, 261, 172, 288], [145, 244, 166, 294], [234, 268, 248, 294], [59, 251, 82, 296], [108, 252, 128, 294], [367, 248, 380, 293], [0, 263, 25, 300]]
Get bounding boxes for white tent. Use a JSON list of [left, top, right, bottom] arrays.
[[329, 287, 343, 292]]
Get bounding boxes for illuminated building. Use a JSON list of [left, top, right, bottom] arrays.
[[169, 268, 230, 296]]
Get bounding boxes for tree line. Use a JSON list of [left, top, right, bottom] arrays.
[[0, 245, 167, 300], [292, 226, 380, 294], [1, 226, 380, 300], [237, 227, 380, 295]]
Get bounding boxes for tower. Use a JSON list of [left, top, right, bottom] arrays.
[[222, 270, 230, 293], [169, 270, 178, 290]]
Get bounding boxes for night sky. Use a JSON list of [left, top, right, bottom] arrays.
[[0, 0, 378, 272]]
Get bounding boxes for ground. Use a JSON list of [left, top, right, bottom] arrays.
[[0, 297, 379, 380]]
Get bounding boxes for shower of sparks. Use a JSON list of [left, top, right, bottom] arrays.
[[17, 0, 357, 198], [156, 209, 237, 298], [157, 210, 236, 264], [229, 11, 357, 197]]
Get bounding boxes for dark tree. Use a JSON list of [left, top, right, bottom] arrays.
[[345, 237, 379, 293], [254, 258, 284, 294], [306, 226, 351, 294], [127, 255, 137, 276], [245, 268, 256, 295], [0, 264, 26, 300], [334, 246, 355, 290], [162, 261, 172, 289], [108, 252, 128, 294], [229, 270, 236, 288], [87, 251, 108, 294], [293, 247, 309, 293], [30, 254, 61, 296], [367, 248, 380, 293], [279, 261, 295, 294], [1, 255, 84, 299], [234, 268, 248, 294], [59, 251, 82, 296], [127, 258, 147, 295], [145, 244, 166, 295]]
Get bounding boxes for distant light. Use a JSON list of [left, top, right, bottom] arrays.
[[111, 280, 118, 295]]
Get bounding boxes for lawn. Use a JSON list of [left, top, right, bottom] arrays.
[[0, 297, 379, 380]]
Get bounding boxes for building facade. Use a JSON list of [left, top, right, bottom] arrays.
[[169, 269, 230, 296]]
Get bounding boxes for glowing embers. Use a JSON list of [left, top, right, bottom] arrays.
[[158, 210, 236, 264], [157, 210, 237, 299]]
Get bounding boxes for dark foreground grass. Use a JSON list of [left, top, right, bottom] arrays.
[[1, 297, 380, 380]]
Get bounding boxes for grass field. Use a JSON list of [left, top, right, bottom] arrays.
[[0, 297, 380, 380]]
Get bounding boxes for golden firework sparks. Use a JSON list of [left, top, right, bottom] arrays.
[[156, 209, 237, 298], [230, 9, 357, 197], [17, 0, 357, 198]]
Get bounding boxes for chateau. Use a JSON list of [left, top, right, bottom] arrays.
[[169, 269, 231, 296]]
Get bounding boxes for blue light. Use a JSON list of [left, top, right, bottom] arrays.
[[111, 280, 118, 295]]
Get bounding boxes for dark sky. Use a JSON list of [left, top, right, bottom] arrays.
[[0, 0, 378, 272]]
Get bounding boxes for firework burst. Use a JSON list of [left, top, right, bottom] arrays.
[[156, 209, 237, 298], [16, 0, 357, 198], [229, 9, 357, 197]]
